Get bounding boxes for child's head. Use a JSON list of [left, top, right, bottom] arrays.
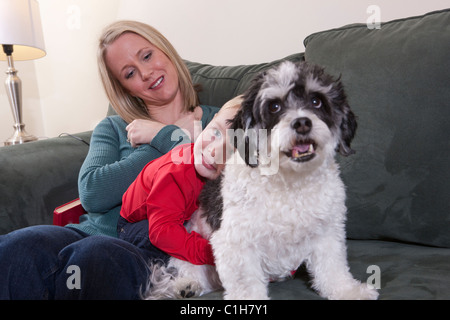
[[194, 96, 243, 180]]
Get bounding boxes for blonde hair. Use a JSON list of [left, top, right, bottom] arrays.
[[98, 20, 199, 123], [221, 95, 244, 112]]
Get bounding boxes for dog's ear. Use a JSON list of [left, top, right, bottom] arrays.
[[338, 107, 357, 156], [330, 77, 358, 157], [229, 72, 266, 167]]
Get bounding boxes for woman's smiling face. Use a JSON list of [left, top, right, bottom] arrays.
[[105, 32, 181, 108]]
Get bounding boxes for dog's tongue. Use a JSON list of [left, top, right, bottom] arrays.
[[293, 144, 311, 154], [292, 144, 314, 158], [294, 144, 311, 153]]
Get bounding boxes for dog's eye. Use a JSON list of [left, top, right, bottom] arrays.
[[311, 97, 323, 109], [268, 102, 282, 114]]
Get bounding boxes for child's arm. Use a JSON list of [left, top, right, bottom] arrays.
[[146, 168, 215, 266]]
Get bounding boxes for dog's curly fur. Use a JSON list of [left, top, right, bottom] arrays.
[[143, 61, 379, 300]]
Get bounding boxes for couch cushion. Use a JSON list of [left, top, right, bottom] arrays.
[[196, 240, 450, 300], [304, 9, 450, 247], [185, 53, 304, 108]]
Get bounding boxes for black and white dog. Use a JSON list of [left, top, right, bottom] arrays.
[[145, 61, 379, 300]]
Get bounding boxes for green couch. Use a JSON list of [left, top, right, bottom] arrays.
[[1, 9, 449, 300]]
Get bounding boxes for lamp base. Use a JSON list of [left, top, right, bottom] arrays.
[[4, 124, 38, 146]]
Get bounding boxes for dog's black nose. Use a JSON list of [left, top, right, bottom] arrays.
[[291, 117, 312, 134]]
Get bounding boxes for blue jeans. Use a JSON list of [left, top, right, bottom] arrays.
[[0, 223, 168, 300], [117, 217, 169, 262]]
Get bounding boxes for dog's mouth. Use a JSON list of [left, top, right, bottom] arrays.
[[285, 140, 317, 162]]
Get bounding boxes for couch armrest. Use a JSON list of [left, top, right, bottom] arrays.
[[0, 132, 91, 234]]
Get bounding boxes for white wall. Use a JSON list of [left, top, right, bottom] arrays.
[[0, 0, 448, 143]]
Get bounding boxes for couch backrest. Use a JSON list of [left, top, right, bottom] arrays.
[[185, 53, 304, 108], [304, 9, 450, 248]]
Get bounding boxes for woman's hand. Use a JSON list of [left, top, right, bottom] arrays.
[[126, 119, 165, 148], [126, 107, 203, 147]]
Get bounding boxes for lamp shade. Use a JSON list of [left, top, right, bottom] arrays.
[[0, 0, 46, 61]]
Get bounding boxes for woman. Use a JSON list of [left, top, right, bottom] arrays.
[[0, 21, 219, 299]]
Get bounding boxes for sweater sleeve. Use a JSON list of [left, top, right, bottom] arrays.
[[150, 125, 191, 155], [78, 105, 217, 217], [78, 117, 189, 214], [146, 167, 215, 266]]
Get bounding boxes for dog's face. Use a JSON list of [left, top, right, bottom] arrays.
[[230, 61, 357, 172]]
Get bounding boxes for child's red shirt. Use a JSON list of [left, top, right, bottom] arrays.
[[120, 144, 214, 265]]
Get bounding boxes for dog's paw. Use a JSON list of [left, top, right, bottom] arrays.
[[329, 282, 379, 300], [358, 284, 379, 300], [174, 278, 202, 299]]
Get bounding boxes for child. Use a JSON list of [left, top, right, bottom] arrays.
[[118, 96, 243, 266]]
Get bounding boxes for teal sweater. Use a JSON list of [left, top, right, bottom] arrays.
[[68, 105, 219, 237]]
